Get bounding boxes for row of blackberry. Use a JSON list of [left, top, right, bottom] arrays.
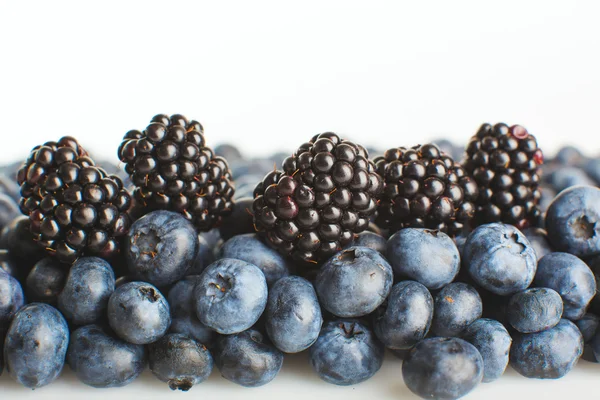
[[15, 120, 543, 267]]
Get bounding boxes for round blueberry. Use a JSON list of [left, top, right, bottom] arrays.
[[522, 227, 553, 260], [463, 223, 537, 295], [215, 329, 283, 387], [148, 333, 213, 391], [125, 210, 198, 287], [0, 270, 25, 330], [386, 228, 460, 290], [534, 252, 596, 320], [265, 276, 322, 353], [546, 185, 600, 257], [68, 324, 147, 388], [402, 337, 483, 400], [309, 319, 384, 386], [510, 319, 583, 379], [462, 318, 512, 383], [107, 281, 171, 344], [315, 247, 393, 318], [348, 231, 386, 254], [193, 258, 267, 335], [167, 276, 216, 347], [373, 280, 433, 350], [431, 282, 482, 337], [507, 288, 563, 333], [4, 303, 69, 388], [25, 257, 66, 304], [57, 256, 115, 325], [220, 233, 292, 287]]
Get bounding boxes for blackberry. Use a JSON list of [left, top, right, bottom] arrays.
[[252, 132, 383, 264], [373, 143, 478, 236], [118, 114, 234, 231], [16, 137, 131, 264], [463, 123, 543, 228]]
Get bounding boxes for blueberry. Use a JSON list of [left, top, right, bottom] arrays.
[[315, 247, 393, 318], [507, 288, 563, 333], [0, 250, 18, 278], [220, 233, 292, 287], [348, 231, 387, 254], [389, 348, 412, 360], [584, 158, 600, 185], [0, 270, 25, 330], [0, 173, 20, 202], [576, 313, 600, 343], [107, 281, 171, 344], [186, 234, 213, 276], [68, 324, 147, 388], [577, 313, 600, 363], [402, 337, 483, 400], [4, 303, 69, 388], [149, 333, 213, 391], [0, 193, 19, 232], [462, 318, 512, 383], [125, 210, 198, 287], [373, 280, 433, 349], [25, 257, 66, 304], [58, 256, 115, 325], [463, 223, 537, 295], [553, 145, 586, 166], [510, 319, 583, 379], [430, 282, 482, 337], [547, 167, 595, 193], [538, 184, 557, 214], [215, 329, 283, 387], [522, 227, 553, 260], [386, 228, 460, 290], [193, 258, 267, 334], [265, 276, 323, 353], [167, 276, 216, 347], [534, 252, 596, 320], [1, 216, 44, 267], [309, 320, 384, 386], [545, 186, 600, 257]]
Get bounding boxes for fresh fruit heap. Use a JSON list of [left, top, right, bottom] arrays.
[[1, 118, 600, 400]]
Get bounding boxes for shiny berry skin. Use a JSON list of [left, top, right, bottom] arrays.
[[17, 137, 132, 264], [118, 114, 235, 231], [374, 143, 478, 236], [253, 132, 383, 264], [463, 123, 543, 228]]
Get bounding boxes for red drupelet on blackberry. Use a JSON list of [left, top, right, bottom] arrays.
[[118, 114, 235, 231], [462, 123, 544, 228], [17, 137, 132, 264], [252, 132, 383, 264], [374, 143, 478, 236]]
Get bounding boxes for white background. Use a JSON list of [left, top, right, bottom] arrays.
[[1, 1, 600, 399]]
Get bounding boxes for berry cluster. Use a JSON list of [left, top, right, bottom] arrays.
[[3, 120, 600, 400], [16, 137, 131, 263], [118, 114, 235, 231], [253, 132, 383, 264]]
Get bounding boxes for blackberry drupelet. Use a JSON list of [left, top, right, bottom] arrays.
[[374, 143, 478, 236], [252, 132, 383, 264], [118, 114, 235, 231], [463, 123, 543, 228], [17, 137, 131, 264]]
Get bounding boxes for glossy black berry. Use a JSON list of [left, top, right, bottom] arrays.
[[17, 137, 132, 264], [374, 143, 478, 236], [118, 114, 235, 230], [462, 123, 543, 228], [253, 132, 383, 264]]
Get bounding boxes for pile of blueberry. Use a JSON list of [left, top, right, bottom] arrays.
[[1, 115, 600, 400]]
